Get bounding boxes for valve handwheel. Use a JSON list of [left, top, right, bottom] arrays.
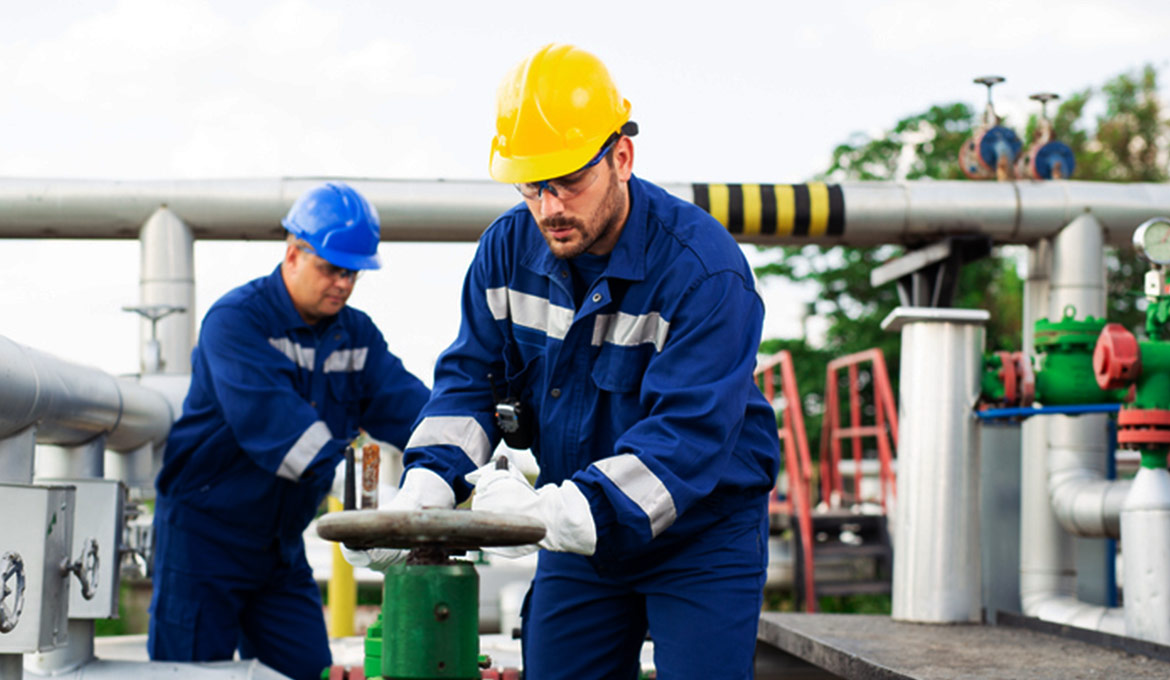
[[316, 509, 545, 552], [0, 551, 26, 634]]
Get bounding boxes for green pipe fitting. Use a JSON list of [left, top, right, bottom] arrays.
[[366, 613, 383, 679], [1147, 296, 1170, 340], [1034, 307, 1106, 353], [980, 353, 1009, 403], [1033, 309, 1129, 405], [381, 561, 480, 679], [1132, 340, 1170, 409]]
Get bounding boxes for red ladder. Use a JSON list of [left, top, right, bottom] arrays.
[[819, 349, 898, 511], [754, 350, 816, 611]]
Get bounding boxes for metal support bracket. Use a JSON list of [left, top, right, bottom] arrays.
[[871, 235, 993, 307]]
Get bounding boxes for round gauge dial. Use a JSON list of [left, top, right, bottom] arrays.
[[1133, 218, 1170, 265]]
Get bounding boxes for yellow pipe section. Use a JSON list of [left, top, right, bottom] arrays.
[[326, 496, 356, 638]]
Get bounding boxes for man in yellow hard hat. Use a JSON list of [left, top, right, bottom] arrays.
[[359, 44, 780, 678]]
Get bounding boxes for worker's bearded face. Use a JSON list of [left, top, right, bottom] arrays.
[[284, 248, 356, 325], [528, 158, 628, 259]]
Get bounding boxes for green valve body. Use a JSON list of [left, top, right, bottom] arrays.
[[365, 613, 383, 679], [1134, 340, 1170, 409], [1033, 312, 1128, 405], [381, 560, 480, 679]]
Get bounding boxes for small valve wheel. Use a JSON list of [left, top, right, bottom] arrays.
[[1094, 323, 1141, 390], [62, 538, 100, 601], [0, 551, 26, 634]]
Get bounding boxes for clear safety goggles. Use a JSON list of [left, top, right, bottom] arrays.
[[514, 133, 620, 201], [297, 245, 362, 282]]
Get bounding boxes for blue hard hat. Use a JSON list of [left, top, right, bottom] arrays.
[[282, 182, 382, 270]]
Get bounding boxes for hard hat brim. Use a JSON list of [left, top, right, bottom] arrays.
[[317, 248, 382, 271], [489, 136, 612, 185]]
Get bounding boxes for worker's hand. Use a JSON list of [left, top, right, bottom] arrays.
[[469, 458, 596, 558], [339, 467, 455, 570]]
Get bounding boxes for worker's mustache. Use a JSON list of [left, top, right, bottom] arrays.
[[540, 216, 583, 231]]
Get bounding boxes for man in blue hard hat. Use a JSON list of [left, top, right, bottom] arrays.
[[148, 182, 430, 680]]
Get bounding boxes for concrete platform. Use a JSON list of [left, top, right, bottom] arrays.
[[757, 612, 1170, 679]]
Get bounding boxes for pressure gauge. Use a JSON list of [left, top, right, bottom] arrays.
[[1133, 217, 1170, 265]]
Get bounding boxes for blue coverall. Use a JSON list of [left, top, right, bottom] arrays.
[[149, 265, 430, 680], [404, 176, 781, 679]]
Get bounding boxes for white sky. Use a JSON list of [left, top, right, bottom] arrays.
[[2, 0, 1168, 382]]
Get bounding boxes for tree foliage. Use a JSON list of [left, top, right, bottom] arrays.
[[759, 64, 1166, 459]]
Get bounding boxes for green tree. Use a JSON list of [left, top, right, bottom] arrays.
[[759, 65, 1166, 484]]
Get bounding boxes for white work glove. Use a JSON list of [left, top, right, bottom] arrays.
[[340, 466, 455, 570], [468, 458, 597, 558]]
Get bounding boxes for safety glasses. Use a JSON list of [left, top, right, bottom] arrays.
[[514, 133, 620, 201], [296, 245, 362, 282]]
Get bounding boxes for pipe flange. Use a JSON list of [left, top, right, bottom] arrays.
[[996, 351, 1018, 405], [1117, 408, 1170, 450], [1094, 323, 1141, 390], [1016, 351, 1036, 406]]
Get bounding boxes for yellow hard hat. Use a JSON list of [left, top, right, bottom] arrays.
[[489, 43, 633, 184]]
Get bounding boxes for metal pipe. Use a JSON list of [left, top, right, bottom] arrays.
[[138, 207, 194, 375], [1019, 240, 1075, 621], [35, 441, 105, 481], [886, 307, 987, 623], [0, 178, 1169, 247], [1046, 216, 1124, 535], [0, 654, 21, 680], [0, 427, 36, 484], [0, 335, 172, 452], [1020, 216, 1124, 629], [1122, 460, 1170, 643]]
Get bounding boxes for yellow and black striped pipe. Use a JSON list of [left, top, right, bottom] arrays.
[[692, 182, 845, 237]]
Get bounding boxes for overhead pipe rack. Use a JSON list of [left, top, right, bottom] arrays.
[[0, 178, 1168, 246]]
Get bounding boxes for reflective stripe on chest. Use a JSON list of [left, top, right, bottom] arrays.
[[486, 286, 669, 350]]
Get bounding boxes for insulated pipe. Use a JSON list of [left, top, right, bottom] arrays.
[[0, 335, 172, 451], [1045, 215, 1124, 535], [0, 427, 36, 484], [1020, 214, 1124, 631], [138, 207, 195, 375], [1018, 241, 1074, 618], [1046, 214, 1130, 539], [35, 441, 105, 480], [1, 178, 1169, 247]]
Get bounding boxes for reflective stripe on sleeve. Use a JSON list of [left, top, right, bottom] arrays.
[[593, 454, 678, 537], [323, 347, 369, 373], [486, 287, 509, 320], [406, 416, 492, 467], [485, 287, 573, 340], [591, 311, 670, 351], [278, 420, 332, 481], [268, 337, 315, 370]]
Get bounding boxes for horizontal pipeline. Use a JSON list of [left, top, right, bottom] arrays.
[[0, 335, 172, 451], [0, 178, 1167, 248]]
